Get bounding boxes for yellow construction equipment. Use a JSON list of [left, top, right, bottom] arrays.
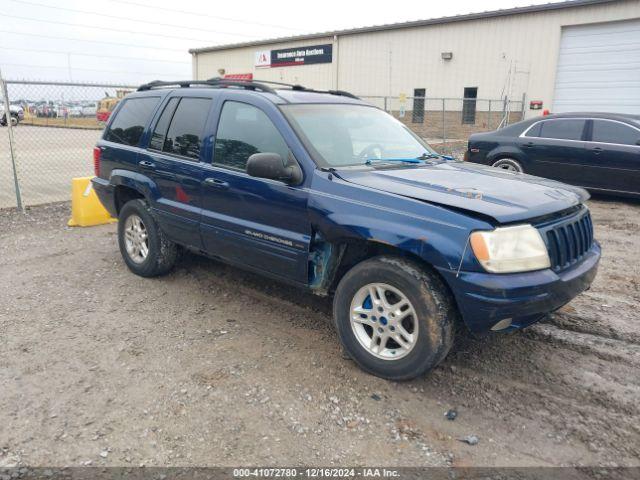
[[68, 176, 117, 227]]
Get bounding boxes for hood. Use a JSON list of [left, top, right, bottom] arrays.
[[336, 161, 588, 224]]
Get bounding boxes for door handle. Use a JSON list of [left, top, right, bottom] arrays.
[[523, 142, 535, 148], [204, 177, 230, 189], [592, 147, 603, 155], [139, 160, 156, 169]]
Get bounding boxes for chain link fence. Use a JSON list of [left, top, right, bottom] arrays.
[[1, 79, 135, 209], [1, 78, 526, 210], [360, 95, 525, 156]]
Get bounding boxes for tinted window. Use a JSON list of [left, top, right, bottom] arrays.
[[539, 119, 585, 141], [462, 87, 478, 124], [412, 88, 425, 123], [524, 121, 542, 137], [163, 98, 212, 160], [105, 97, 159, 146], [214, 101, 289, 170], [149, 97, 179, 151], [592, 120, 640, 146]]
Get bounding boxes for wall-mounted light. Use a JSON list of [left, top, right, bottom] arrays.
[[441, 52, 453, 61], [218, 68, 226, 76]]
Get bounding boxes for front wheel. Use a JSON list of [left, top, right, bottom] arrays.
[[333, 256, 456, 380], [118, 199, 178, 277]]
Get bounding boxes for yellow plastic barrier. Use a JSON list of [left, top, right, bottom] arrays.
[[68, 176, 117, 227]]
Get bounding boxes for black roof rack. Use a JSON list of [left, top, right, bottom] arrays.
[[221, 79, 359, 99], [137, 78, 277, 93], [137, 77, 359, 100]]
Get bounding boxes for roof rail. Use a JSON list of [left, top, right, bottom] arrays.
[[137, 78, 277, 93], [137, 77, 359, 100], [223, 79, 359, 99]]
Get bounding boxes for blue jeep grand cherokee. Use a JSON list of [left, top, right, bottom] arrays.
[[92, 78, 600, 380]]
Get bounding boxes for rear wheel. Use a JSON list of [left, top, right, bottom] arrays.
[[118, 199, 178, 277], [333, 256, 455, 380], [492, 158, 523, 173]]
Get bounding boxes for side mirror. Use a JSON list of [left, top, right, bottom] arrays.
[[246, 152, 302, 185]]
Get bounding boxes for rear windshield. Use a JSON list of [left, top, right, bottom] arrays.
[[281, 104, 434, 168], [104, 97, 160, 146]]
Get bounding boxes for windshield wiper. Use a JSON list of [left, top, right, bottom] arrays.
[[364, 152, 454, 166], [418, 152, 455, 161], [365, 157, 424, 165]]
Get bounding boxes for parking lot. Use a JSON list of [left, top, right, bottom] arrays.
[[1, 197, 638, 467], [0, 126, 99, 209]]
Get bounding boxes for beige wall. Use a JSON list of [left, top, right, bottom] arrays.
[[193, 0, 640, 117]]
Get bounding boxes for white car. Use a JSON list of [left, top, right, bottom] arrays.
[[82, 103, 97, 116]]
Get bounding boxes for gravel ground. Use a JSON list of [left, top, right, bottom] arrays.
[[0, 198, 639, 468]]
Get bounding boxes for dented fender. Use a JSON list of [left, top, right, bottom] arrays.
[[307, 171, 493, 279]]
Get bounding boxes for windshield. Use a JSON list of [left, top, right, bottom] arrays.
[[281, 104, 436, 168]]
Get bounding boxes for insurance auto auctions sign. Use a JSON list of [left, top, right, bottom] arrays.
[[255, 44, 333, 68]]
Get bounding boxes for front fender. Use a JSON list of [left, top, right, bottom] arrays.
[[309, 171, 492, 272]]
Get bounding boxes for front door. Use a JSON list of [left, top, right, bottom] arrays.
[[200, 98, 312, 285], [582, 119, 640, 194], [138, 95, 214, 248]]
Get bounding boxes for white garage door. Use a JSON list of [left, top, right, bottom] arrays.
[[553, 19, 640, 114]]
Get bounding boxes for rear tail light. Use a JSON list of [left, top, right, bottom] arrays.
[[93, 146, 101, 177]]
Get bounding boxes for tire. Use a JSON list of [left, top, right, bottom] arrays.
[[492, 157, 523, 173], [10, 115, 18, 127], [333, 256, 456, 380], [117, 199, 178, 277]]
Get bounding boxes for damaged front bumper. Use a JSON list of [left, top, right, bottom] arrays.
[[437, 241, 601, 334]]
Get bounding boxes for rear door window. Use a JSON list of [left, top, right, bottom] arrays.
[[104, 97, 160, 146], [539, 119, 586, 141], [149, 97, 179, 151], [591, 120, 640, 146], [162, 97, 212, 160]]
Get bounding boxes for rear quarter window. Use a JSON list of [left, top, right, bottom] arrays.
[[104, 97, 160, 146], [524, 122, 542, 137]]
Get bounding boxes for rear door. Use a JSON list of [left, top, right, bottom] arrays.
[[199, 96, 312, 284], [137, 95, 214, 248], [583, 119, 640, 193], [520, 118, 587, 184]]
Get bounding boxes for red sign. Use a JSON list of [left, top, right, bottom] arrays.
[[223, 73, 253, 80]]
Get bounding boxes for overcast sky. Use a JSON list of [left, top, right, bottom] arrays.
[[1, 0, 554, 85]]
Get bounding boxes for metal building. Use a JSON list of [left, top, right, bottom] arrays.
[[190, 0, 640, 119]]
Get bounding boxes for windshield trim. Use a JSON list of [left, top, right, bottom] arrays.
[[278, 103, 435, 170]]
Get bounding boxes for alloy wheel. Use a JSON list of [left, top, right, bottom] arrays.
[[349, 283, 418, 360], [124, 214, 149, 264]]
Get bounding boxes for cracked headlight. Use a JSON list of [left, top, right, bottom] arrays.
[[470, 224, 550, 273]]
